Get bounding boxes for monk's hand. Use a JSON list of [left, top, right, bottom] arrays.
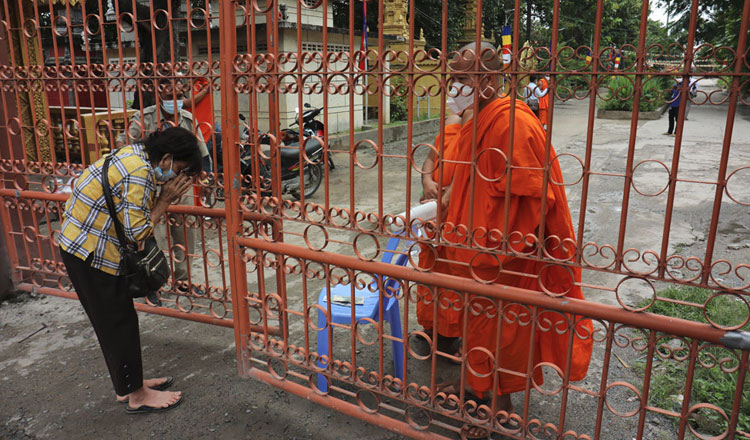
[[421, 178, 439, 203], [445, 114, 462, 125], [460, 108, 474, 125], [159, 174, 193, 205], [440, 185, 452, 211]]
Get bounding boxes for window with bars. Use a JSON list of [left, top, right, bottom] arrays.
[[301, 43, 348, 53]]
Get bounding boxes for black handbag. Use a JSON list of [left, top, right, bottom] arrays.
[[101, 154, 170, 300]]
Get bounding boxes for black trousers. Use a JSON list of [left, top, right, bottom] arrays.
[[667, 106, 679, 134], [60, 248, 143, 396]]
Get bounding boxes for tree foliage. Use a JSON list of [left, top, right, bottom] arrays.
[[655, 0, 745, 48]]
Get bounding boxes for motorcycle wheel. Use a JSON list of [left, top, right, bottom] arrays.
[[291, 162, 323, 200], [327, 154, 335, 171]]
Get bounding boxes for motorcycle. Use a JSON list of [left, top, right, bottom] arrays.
[[238, 114, 324, 200], [279, 103, 335, 171]]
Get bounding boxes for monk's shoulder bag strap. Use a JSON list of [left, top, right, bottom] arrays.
[[101, 154, 170, 298]]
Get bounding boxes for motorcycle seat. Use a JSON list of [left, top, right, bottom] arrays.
[[279, 137, 323, 161]]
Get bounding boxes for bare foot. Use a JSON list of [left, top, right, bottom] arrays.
[[116, 377, 171, 402], [127, 387, 182, 410]]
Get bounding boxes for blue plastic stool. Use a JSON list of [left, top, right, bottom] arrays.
[[316, 237, 407, 392]]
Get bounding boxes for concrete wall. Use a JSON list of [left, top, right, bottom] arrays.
[[597, 105, 667, 120], [328, 117, 440, 150]]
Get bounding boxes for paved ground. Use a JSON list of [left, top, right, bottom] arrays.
[[2, 80, 749, 439]]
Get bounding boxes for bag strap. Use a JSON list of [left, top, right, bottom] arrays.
[[101, 154, 131, 252]]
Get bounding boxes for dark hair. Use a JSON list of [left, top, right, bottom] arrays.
[[143, 127, 202, 175], [529, 74, 538, 82]]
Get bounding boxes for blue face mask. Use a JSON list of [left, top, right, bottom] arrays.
[[161, 99, 184, 115], [154, 156, 177, 182]]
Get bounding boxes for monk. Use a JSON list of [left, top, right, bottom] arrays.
[[415, 114, 464, 346], [430, 42, 593, 439], [538, 75, 550, 129]]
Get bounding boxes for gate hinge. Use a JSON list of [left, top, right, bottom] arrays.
[[720, 331, 750, 350]]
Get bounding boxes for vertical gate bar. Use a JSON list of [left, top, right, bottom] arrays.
[[676, 339, 700, 439], [42, 0, 69, 165], [0, 4, 19, 164], [574, 0, 605, 264], [501, 0, 522, 253], [165, 1, 177, 127], [554, 312, 581, 434], [593, 322, 615, 439], [260, 1, 284, 352], [67, 0, 94, 162], [300, 262, 311, 373], [347, 0, 355, 226], [403, 0, 414, 229], [146, 0, 158, 115], [376, 0, 383, 231], [635, 329, 658, 439], [73, 0, 97, 157], [535, 0, 561, 256], [0, 75, 16, 163], [433, 0, 448, 227], [219, 0, 250, 375], [726, 350, 750, 438], [463, 0, 483, 245], [0, 201, 20, 284], [323, 263, 333, 388], [13, 0, 45, 166], [656, 0, 700, 278], [28, 0, 58, 166], [490, 298, 507, 430], [321, 0, 330, 209], [614, 0, 652, 271], [204, 1, 217, 171], [3, 0, 31, 166], [129, 0, 146, 143], [456, 287, 470, 412], [273, 0, 289, 358], [700, 0, 750, 285], [248, 6, 262, 196], [295, 0, 305, 204], [427, 285, 439, 403], [268, 1, 281, 202], [92, 0, 124, 160], [11, 201, 32, 275], [521, 306, 541, 436]]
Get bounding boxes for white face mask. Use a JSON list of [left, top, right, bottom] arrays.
[[447, 81, 474, 115]]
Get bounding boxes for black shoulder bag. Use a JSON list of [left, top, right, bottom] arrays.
[[101, 154, 170, 300]]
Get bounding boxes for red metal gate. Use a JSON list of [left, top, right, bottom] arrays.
[[1, 0, 748, 438]]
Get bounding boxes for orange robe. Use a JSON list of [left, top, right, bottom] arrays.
[[538, 78, 550, 125], [437, 97, 592, 396], [416, 123, 463, 338]]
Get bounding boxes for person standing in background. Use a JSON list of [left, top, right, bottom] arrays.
[[665, 81, 682, 136], [537, 75, 551, 129]]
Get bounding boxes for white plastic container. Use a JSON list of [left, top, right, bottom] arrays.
[[389, 200, 437, 234]]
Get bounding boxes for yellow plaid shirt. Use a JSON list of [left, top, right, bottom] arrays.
[[60, 144, 156, 275]]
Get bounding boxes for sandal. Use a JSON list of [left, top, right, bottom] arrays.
[[117, 377, 174, 403]]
